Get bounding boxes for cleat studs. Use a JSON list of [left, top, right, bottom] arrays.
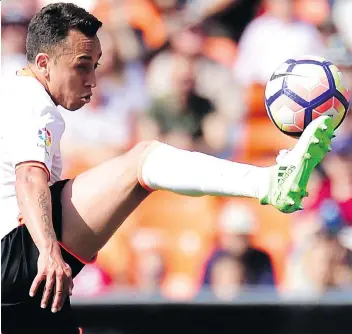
[[332, 135, 336, 138], [320, 125, 328, 131], [302, 191, 309, 198], [313, 138, 320, 144], [288, 199, 295, 206], [304, 153, 311, 160], [328, 145, 332, 152], [298, 205, 304, 211]]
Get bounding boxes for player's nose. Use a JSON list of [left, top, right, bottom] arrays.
[[85, 70, 97, 88]]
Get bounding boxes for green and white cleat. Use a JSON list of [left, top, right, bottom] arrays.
[[260, 116, 334, 213]]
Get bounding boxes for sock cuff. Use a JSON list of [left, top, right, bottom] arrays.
[[137, 141, 162, 192]]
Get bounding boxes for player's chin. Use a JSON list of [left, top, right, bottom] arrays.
[[65, 99, 89, 111]]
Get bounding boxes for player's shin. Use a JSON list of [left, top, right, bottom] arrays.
[[138, 142, 270, 199]]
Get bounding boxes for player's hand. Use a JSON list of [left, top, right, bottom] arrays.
[[30, 243, 73, 313]]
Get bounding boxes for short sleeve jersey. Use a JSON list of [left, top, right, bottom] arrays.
[[0, 73, 65, 239]]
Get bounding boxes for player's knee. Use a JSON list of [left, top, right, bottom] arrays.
[[130, 140, 160, 188], [133, 140, 157, 151], [130, 140, 160, 159]]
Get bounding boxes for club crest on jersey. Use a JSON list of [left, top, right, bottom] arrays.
[[37, 128, 52, 155]]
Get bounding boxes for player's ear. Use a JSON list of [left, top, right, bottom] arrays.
[[35, 53, 50, 77]]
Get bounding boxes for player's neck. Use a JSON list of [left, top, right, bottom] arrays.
[[21, 66, 59, 106]]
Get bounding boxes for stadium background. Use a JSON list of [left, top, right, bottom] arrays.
[[2, 0, 352, 333]]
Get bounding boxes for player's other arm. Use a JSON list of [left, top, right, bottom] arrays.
[[15, 164, 73, 313], [16, 163, 56, 249]]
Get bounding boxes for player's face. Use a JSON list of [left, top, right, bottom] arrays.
[[48, 30, 102, 111]]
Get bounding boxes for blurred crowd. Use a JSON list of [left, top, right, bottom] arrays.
[[2, 0, 352, 301]]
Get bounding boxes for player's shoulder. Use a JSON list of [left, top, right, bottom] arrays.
[[2, 74, 57, 119], [4, 74, 54, 106]]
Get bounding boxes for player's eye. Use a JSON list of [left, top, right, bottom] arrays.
[[77, 64, 92, 73]]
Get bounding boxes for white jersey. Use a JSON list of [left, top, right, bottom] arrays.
[[0, 73, 65, 239]]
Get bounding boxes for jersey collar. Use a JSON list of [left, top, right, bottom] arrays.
[[16, 68, 36, 78]]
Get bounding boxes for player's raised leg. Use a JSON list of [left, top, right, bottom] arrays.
[[59, 116, 334, 262]]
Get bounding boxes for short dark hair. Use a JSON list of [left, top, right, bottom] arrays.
[[26, 2, 102, 63]]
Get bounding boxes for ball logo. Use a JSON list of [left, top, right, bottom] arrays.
[[38, 128, 52, 148]]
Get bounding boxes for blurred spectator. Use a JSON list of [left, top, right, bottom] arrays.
[[322, 17, 352, 89], [147, 25, 244, 119], [141, 54, 214, 151], [332, 0, 352, 52], [1, 0, 37, 21], [134, 249, 165, 295], [320, 199, 347, 234], [203, 203, 275, 287], [324, 33, 352, 77], [294, 0, 331, 26], [285, 228, 352, 296], [97, 0, 244, 57], [318, 133, 352, 225], [182, 0, 239, 25], [1, 14, 30, 79], [130, 228, 166, 295], [93, 0, 179, 55], [233, 0, 326, 86], [208, 252, 246, 301], [146, 24, 245, 154], [184, 0, 262, 42]]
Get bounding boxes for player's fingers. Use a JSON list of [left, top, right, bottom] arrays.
[[64, 262, 71, 274], [66, 267, 74, 296], [69, 280, 74, 296], [51, 270, 65, 313], [29, 272, 45, 297], [41, 271, 55, 308], [64, 263, 73, 296]]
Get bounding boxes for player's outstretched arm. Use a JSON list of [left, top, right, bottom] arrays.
[[15, 165, 73, 313]]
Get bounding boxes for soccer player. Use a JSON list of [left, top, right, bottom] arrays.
[[0, 3, 334, 333]]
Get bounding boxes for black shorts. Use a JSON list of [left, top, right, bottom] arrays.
[[1, 180, 85, 334]]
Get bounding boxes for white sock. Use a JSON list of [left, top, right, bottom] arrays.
[[138, 143, 271, 199]]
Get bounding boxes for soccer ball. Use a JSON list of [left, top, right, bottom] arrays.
[[265, 56, 350, 137]]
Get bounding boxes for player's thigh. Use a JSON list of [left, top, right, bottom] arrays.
[[60, 141, 154, 262]]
